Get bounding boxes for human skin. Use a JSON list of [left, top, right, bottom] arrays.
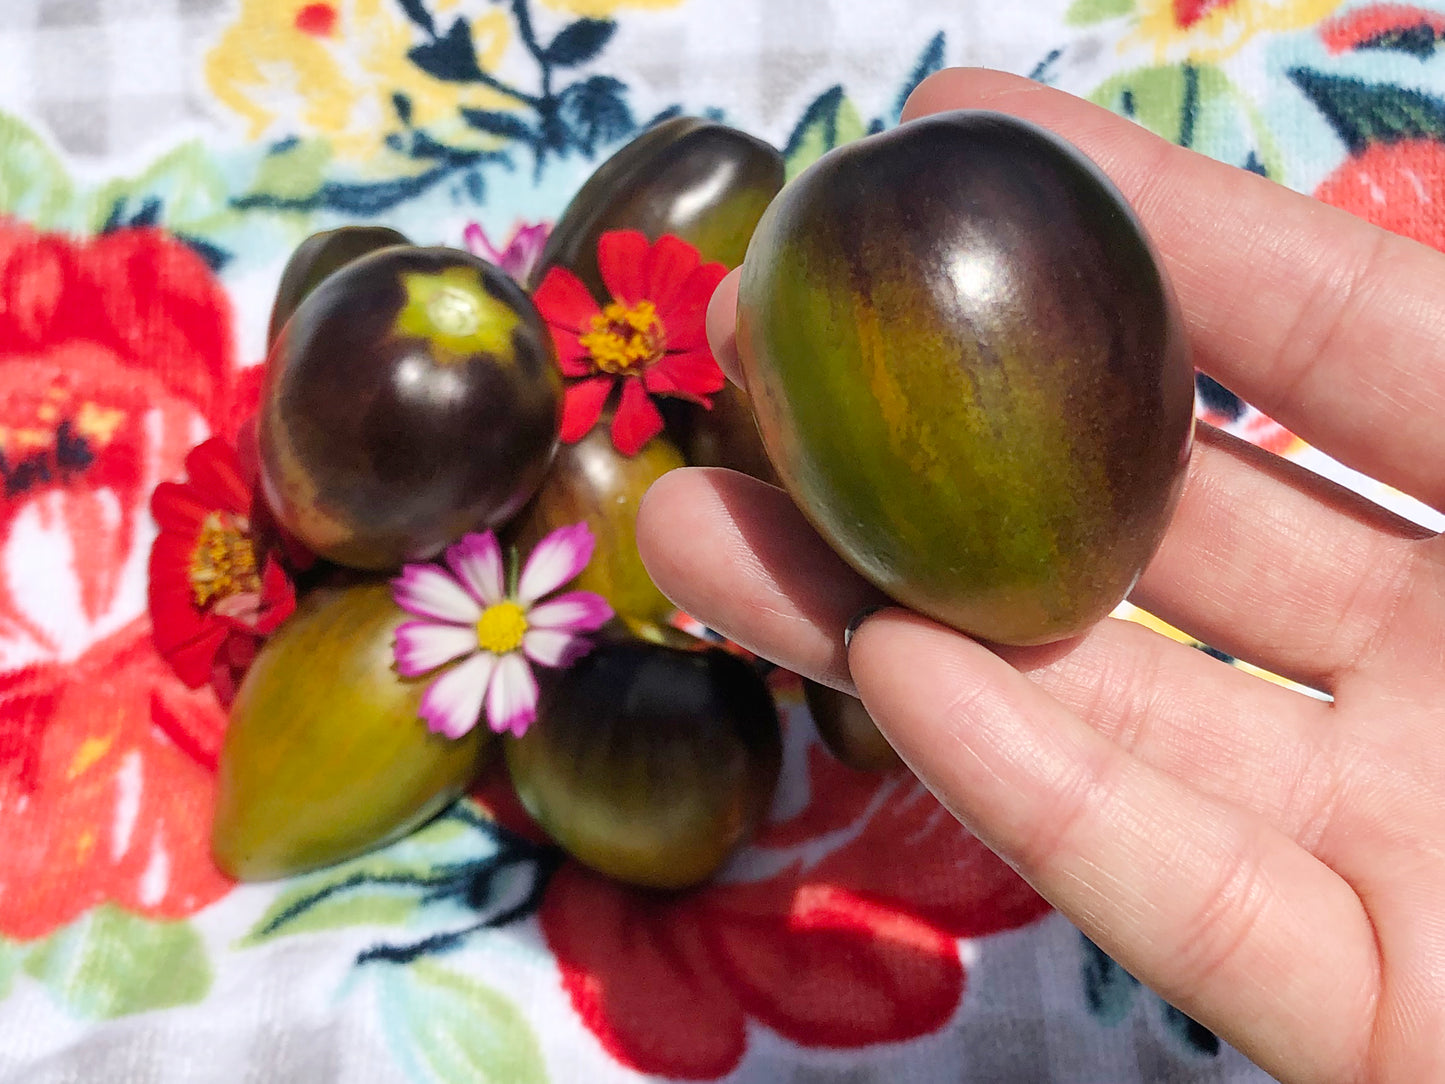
[[635, 67, 1445, 1083]]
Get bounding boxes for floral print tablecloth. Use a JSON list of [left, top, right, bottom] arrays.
[[2, 1, 1443, 1081]]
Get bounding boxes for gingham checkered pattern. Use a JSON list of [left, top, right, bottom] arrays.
[[0, 0, 229, 158]]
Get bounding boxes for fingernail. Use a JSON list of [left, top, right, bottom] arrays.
[[843, 605, 884, 649]]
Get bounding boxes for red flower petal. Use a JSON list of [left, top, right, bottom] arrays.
[[661, 261, 729, 349], [551, 326, 594, 377], [611, 377, 665, 456], [560, 376, 614, 443], [596, 229, 652, 307], [533, 266, 599, 333], [644, 348, 726, 402], [0, 622, 232, 940], [640, 233, 703, 312], [179, 437, 251, 515]]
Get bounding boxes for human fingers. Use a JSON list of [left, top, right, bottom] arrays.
[[636, 466, 884, 690], [638, 466, 1334, 829], [900, 68, 1445, 514], [705, 267, 743, 387], [1130, 425, 1429, 691], [849, 608, 1377, 1084]]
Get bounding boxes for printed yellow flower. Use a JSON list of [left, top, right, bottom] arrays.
[[539, 0, 683, 15], [1124, 0, 1343, 63], [206, 0, 515, 163]]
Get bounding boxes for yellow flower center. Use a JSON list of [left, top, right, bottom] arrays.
[[188, 511, 261, 609], [579, 300, 666, 375], [476, 600, 528, 654]]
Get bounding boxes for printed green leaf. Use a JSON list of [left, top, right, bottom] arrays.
[[784, 87, 868, 180], [244, 138, 335, 206], [0, 938, 17, 1000], [242, 808, 485, 946], [86, 140, 239, 259], [1088, 63, 1284, 177], [22, 906, 211, 1019], [0, 112, 76, 229], [383, 961, 548, 1084], [1066, 0, 1135, 26]]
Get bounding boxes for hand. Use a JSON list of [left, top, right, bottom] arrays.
[[634, 68, 1445, 1083]]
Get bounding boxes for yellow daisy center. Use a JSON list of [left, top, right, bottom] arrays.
[[188, 511, 261, 608], [579, 299, 666, 374], [476, 600, 529, 654]]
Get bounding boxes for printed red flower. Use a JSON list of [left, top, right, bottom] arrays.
[[482, 677, 1052, 1079], [1315, 138, 1445, 252], [0, 220, 244, 940], [532, 230, 728, 456], [0, 220, 234, 673], [1320, 3, 1445, 54], [148, 436, 297, 704], [0, 621, 233, 939]]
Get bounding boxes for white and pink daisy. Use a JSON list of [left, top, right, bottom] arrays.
[[390, 524, 612, 738]]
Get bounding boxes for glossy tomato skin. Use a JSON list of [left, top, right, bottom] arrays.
[[506, 641, 782, 890], [267, 225, 411, 348], [535, 116, 783, 295], [259, 246, 561, 570], [508, 420, 687, 645], [803, 679, 902, 772], [738, 111, 1194, 645], [213, 582, 493, 881]]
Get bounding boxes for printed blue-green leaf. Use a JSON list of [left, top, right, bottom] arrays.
[[892, 32, 946, 120], [544, 19, 616, 68], [461, 108, 540, 143], [242, 804, 502, 945], [1288, 69, 1445, 154], [557, 76, 634, 155], [380, 961, 548, 1084], [22, 906, 211, 1020], [1161, 1002, 1221, 1056], [398, 0, 437, 37], [0, 111, 76, 229], [783, 86, 867, 180], [1080, 935, 1139, 1026], [409, 18, 486, 83]]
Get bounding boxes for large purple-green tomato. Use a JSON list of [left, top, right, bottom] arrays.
[[737, 112, 1194, 645]]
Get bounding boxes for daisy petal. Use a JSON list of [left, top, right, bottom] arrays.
[[533, 266, 599, 332], [486, 652, 539, 736], [527, 590, 613, 633], [391, 564, 482, 624], [611, 377, 665, 456], [523, 628, 590, 668], [394, 620, 479, 677], [517, 523, 596, 604], [597, 229, 650, 306], [418, 651, 497, 739], [561, 376, 614, 443], [445, 531, 506, 606]]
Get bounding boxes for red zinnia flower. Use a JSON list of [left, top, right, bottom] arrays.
[[148, 436, 296, 703], [533, 230, 728, 456]]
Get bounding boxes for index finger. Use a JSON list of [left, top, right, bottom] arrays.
[[901, 67, 1445, 513]]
